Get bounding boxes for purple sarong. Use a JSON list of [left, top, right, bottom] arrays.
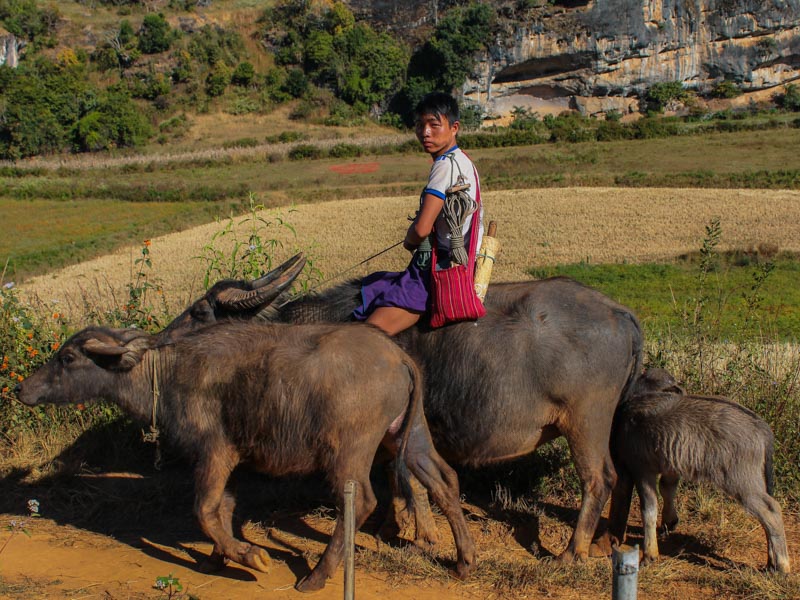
[[353, 259, 431, 320]]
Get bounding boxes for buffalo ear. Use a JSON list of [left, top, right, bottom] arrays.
[[83, 338, 128, 356], [83, 337, 145, 371]]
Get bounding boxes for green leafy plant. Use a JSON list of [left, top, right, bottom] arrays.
[[154, 573, 183, 598], [121, 240, 166, 330], [197, 194, 296, 288]]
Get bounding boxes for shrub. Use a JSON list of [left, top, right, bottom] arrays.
[[545, 113, 597, 143], [222, 137, 259, 149], [282, 68, 309, 99], [632, 117, 682, 139], [328, 143, 362, 158], [780, 84, 800, 111], [205, 65, 230, 97], [138, 13, 174, 54], [646, 81, 689, 112], [231, 61, 255, 87], [187, 24, 244, 67], [0, 0, 59, 43], [0, 282, 71, 438], [596, 120, 635, 141], [288, 144, 322, 160], [72, 85, 153, 152], [226, 93, 260, 115], [711, 79, 741, 99]]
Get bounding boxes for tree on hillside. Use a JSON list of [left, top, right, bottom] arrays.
[[0, 56, 152, 159], [138, 13, 175, 54], [393, 2, 494, 124], [258, 0, 406, 114], [73, 84, 153, 152], [0, 0, 59, 44]]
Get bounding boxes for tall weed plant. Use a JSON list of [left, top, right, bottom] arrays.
[[647, 219, 800, 502], [196, 193, 322, 292]]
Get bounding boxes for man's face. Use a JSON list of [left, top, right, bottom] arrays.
[[415, 112, 459, 158]]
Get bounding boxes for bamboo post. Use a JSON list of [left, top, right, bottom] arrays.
[[343, 480, 356, 600], [474, 221, 500, 301], [612, 544, 639, 600]]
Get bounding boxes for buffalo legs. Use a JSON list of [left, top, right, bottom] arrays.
[[401, 426, 476, 580], [379, 464, 440, 550], [296, 455, 379, 593], [193, 442, 271, 574], [558, 408, 618, 562]]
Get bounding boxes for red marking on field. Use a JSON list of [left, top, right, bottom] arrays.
[[329, 162, 380, 174]]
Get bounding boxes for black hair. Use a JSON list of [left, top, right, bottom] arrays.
[[414, 92, 460, 124]]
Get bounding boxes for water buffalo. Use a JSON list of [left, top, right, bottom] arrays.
[[595, 368, 790, 573], [16, 321, 476, 591], [203, 272, 644, 562]]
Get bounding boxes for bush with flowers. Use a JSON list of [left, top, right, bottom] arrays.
[[0, 240, 167, 448], [0, 279, 75, 440]]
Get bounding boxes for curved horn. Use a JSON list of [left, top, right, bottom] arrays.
[[217, 254, 307, 310], [249, 253, 305, 289]]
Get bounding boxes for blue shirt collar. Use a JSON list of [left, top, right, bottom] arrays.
[[435, 145, 459, 161]]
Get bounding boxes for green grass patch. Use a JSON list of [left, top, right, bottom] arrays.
[[1, 199, 225, 280], [529, 253, 800, 341]]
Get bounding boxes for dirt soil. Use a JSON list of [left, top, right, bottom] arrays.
[[0, 463, 798, 600]]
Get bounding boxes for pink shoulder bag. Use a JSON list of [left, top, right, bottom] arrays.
[[428, 167, 486, 328]]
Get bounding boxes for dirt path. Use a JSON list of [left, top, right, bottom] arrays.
[[0, 519, 459, 599], [1, 481, 798, 600]]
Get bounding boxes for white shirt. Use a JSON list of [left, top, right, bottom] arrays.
[[421, 145, 484, 255]]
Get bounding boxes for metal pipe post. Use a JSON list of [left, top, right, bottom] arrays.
[[343, 480, 357, 600], [612, 544, 639, 600]]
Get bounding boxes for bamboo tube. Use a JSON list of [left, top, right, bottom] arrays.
[[474, 221, 500, 301]]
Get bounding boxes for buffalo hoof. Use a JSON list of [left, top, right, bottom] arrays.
[[767, 559, 791, 574], [660, 519, 678, 538], [242, 545, 271, 573], [589, 532, 614, 558], [198, 551, 229, 573], [556, 549, 588, 563], [640, 552, 658, 566], [376, 519, 402, 543], [411, 536, 438, 554], [295, 572, 327, 593], [589, 542, 611, 558], [453, 559, 475, 581]]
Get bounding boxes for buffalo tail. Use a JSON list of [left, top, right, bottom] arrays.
[[394, 356, 425, 512]]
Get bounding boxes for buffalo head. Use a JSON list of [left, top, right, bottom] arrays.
[[632, 367, 685, 396], [16, 327, 153, 407]]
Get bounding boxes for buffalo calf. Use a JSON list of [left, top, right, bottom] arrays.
[[16, 322, 476, 591], [595, 369, 790, 573]]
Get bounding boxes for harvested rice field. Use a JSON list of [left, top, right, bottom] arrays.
[[19, 187, 800, 324]]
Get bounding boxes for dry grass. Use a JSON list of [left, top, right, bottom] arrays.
[[17, 187, 800, 325]]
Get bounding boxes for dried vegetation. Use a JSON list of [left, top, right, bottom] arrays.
[[18, 187, 800, 326]]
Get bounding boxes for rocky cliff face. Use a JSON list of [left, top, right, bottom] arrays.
[[0, 28, 22, 68], [352, 0, 800, 118]]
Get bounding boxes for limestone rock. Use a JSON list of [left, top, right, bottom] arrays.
[[351, 0, 800, 119]]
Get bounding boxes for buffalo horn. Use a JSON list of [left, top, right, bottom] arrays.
[[216, 253, 307, 310], [249, 253, 304, 289]]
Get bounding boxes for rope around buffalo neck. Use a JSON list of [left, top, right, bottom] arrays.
[[141, 348, 162, 471], [442, 153, 477, 266]]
